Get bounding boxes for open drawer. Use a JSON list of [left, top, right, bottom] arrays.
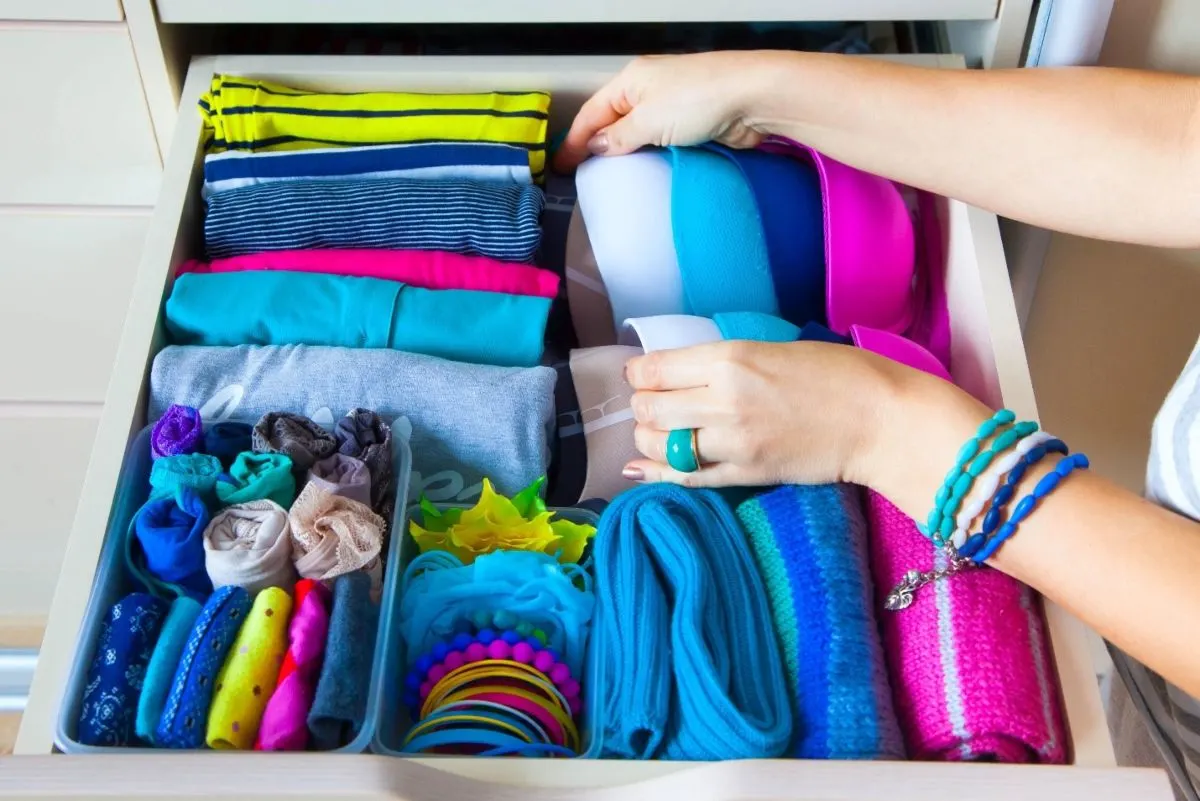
[[9, 53, 1173, 800]]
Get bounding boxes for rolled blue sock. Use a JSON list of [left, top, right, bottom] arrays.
[[78, 593, 169, 746], [136, 596, 203, 744], [203, 422, 254, 469], [308, 572, 378, 750], [127, 487, 213, 602]]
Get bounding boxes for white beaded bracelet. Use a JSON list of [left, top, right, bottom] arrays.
[[949, 430, 1055, 550]]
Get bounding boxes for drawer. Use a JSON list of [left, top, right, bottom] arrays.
[[0, 211, 149, 403], [0, 1, 124, 21], [0, 24, 161, 206], [12, 54, 1172, 800]]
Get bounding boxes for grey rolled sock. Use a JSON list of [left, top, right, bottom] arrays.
[[252, 411, 338, 474], [335, 409, 393, 516]]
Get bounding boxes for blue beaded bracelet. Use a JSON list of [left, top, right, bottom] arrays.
[[956, 438, 1069, 561], [922, 409, 1016, 538], [970, 452, 1090, 563]]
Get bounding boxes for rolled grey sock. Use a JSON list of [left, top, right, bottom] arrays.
[[334, 409, 393, 516], [252, 411, 337, 474]]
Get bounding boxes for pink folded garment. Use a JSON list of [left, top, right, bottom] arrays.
[[178, 249, 560, 299], [255, 578, 331, 751], [865, 493, 1067, 763]]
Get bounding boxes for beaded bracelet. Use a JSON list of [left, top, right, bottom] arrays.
[[922, 409, 1015, 537], [933, 420, 1039, 546], [969, 453, 1089, 563], [947, 431, 1054, 550], [955, 438, 1069, 561]]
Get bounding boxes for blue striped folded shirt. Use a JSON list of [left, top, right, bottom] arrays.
[[203, 177, 545, 263], [202, 141, 534, 196]]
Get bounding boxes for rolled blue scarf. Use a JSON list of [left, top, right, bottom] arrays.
[[155, 585, 253, 749], [203, 422, 254, 469], [593, 484, 792, 760], [77, 593, 169, 746], [127, 487, 213, 601], [165, 272, 550, 368], [736, 484, 905, 760]]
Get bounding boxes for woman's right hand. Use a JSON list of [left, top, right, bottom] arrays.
[[552, 52, 779, 173]]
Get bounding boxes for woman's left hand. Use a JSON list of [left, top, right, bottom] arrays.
[[622, 339, 909, 489]]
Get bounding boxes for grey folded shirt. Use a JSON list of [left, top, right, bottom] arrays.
[[150, 345, 556, 504]]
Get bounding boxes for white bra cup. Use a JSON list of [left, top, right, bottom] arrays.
[[575, 152, 685, 330], [620, 315, 724, 353]]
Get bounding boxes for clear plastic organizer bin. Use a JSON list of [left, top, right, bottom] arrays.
[[56, 422, 413, 753], [372, 502, 601, 758]]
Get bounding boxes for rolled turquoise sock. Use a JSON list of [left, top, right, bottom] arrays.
[[136, 596, 203, 744]]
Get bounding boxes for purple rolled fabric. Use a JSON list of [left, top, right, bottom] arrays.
[[306, 454, 372, 508], [151, 404, 204, 460]]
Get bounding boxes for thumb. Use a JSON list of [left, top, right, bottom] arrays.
[[592, 107, 658, 156]]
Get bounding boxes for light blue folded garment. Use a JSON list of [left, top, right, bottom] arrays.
[[665, 147, 779, 318], [164, 272, 549, 368], [203, 141, 533, 196], [713, 311, 801, 343]]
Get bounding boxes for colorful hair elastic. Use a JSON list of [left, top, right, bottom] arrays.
[[422, 660, 577, 720], [403, 727, 575, 757], [435, 685, 579, 751]]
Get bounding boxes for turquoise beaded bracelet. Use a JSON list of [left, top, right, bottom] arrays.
[[921, 409, 1015, 539]]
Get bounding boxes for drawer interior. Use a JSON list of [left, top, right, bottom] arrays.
[[35, 53, 1112, 777]]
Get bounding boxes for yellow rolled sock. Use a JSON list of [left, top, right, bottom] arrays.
[[206, 586, 293, 749]]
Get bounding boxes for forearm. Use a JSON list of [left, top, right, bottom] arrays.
[[744, 52, 1200, 247], [859, 371, 1200, 696]]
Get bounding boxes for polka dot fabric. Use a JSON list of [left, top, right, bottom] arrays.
[[154, 585, 253, 749], [206, 586, 294, 749]]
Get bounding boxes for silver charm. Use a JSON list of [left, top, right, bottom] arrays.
[[884, 548, 973, 612]]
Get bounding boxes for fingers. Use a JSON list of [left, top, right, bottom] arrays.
[[552, 77, 630, 174], [630, 388, 720, 431], [621, 457, 746, 489], [626, 343, 733, 391]]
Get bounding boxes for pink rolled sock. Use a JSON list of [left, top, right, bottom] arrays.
[[256, 578, 332, 751], [865, 492, 1067, 763], [178, 249, 560, 299]]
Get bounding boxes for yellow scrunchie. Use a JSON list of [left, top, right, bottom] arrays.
[[206, 587, 293, 749]]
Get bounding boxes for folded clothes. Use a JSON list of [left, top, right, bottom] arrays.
[[200, 75, 550, 178], [151, 404, 203, 459], [149, 453, 222, 506], [180, 249, 560, 298], [203, 178, 544, 263], [866, 493, 1067, 763], [207, 587, 294, 749], [306, 454, 372, 508], [78, 593, 169, 747], [156, 586, 253, 749], [203, 422, 253, 469], [149, 345, 555, 503], [334, 409, 392, 515], [136, 596, 202, 745], [128, 487, 213, 601], [737, 485, 905, 760], [215, 452, 297, 508], [164, 272, 551, 368], [203, 141, 533, 196], [289, 483, 385, 594], [252, 412, 337, 476], [257, 579, 331, 751], [204, 500, 298, 594], [308, 572, 379, 750]]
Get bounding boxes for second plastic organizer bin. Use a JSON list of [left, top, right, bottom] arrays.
[[372, 503, 601, 758], [56, 422, 412, 753]]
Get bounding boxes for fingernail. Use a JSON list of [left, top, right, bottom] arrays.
[[622, 465, 645, 482], [587, 132, 610, 154]]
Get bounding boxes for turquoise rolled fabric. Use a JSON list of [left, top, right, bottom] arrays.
[[164, 272, 549, 368]]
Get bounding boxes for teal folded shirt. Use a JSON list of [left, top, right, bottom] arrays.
[[164, 272, 549, 368]]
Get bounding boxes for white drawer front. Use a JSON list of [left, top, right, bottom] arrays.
[[14, 53, 1168, 800], [0, 25, 160, 206], [0, 416, 98, 618], [0, 212, 148, 403], [0, 1, 124, 21]]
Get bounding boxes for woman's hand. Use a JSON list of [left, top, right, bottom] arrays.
[[622, 340, 899, 488], [553, 52, 779, 173]]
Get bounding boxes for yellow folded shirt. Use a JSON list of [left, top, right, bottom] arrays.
[[199, 75, 551, 178], [206, 587, 293, 750]]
